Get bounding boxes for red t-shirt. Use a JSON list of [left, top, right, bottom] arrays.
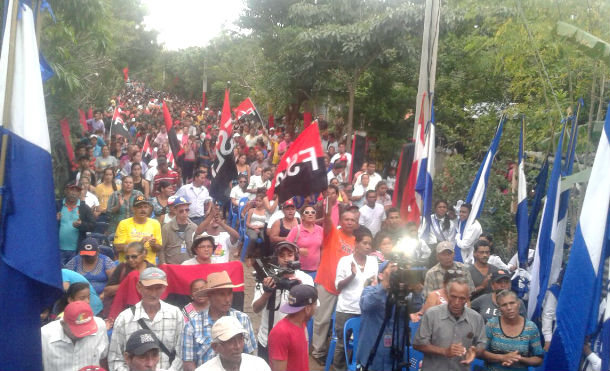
[[268, 317, 309, 371]]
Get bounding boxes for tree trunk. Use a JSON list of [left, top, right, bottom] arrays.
[[284, 102, 301, 136], [346, 81, 355, 152]]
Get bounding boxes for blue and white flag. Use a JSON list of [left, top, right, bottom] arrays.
[[415, 99, 435, 237], [0, 1, 63, 369], [528, 121, 567, 320], [545, 103, 610, 371], [455, 117, 505, 262], [516, 116, 529, 267]]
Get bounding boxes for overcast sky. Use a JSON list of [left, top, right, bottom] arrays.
[[142, 0, 246, 50]]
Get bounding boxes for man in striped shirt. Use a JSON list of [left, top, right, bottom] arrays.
[[108, 267, 184, 371]]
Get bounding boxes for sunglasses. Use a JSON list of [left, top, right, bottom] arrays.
[[125, 254, 140, 260], [303, 210, 316, 215], [446, 269, 464, 275]]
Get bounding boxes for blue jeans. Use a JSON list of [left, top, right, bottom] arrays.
[[60, 250, 76, 266]]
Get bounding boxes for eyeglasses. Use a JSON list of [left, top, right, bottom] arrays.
[[446, 269, 464, 275], [125, 254, 140, 260], [303, 210, 316, 215]]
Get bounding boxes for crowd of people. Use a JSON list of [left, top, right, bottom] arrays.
[[43, 82, 583, 371]]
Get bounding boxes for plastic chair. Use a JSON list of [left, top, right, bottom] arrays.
[[325, 311, 337, 371], [99, 245, 115, 260], [343, 316, 361, 371], [94, 221, 109, 234], [406, 346, 424, 370], [470, 358, 485, 371]]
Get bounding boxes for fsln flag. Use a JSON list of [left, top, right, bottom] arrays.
[[350, 132, 367, 182], [392, 143, 415, 208], [162, 100, 184, 167], [545, 102, 610, 371], [528, 121, 567, 320], [456, 117, 505, 262], [110, 105, 131, 140], [0, 1, 63, 369], [415, 98, 436, 237], [210, 88, 237, 202], [516, 116, 529, 267], [141, 134, 153, 163], [233, 97, 262, 123], [267, 122, 328, 203]]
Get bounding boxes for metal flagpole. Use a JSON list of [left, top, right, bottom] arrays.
[[0, 0, 21, 222]]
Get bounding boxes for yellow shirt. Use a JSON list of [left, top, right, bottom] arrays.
[[95, 183, 120, 211], [113, 217, 162, 264]]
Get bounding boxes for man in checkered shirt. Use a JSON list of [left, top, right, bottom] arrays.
[[182, 271, 257, 371], [108, 267, 183, 371]]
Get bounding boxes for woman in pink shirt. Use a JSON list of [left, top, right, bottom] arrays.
[[286, 205, 323, 280]]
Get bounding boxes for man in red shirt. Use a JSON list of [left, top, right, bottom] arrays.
[[268, 284, 317, 371], [152, 156, 181, 194]]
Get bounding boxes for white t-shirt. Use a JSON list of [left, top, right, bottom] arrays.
[[330, 152, 352, 171], [195, 353, 271, 371], [359, 203, 386, 236], [351, 184, 366, 208], [84, 191, 100, 209], [252, 270, 313, 347], [356, 172, 383, 191], [335, 255, 378, 314], [209, 231, 234, 264], [230, 185, 248, 202], [247, 175, 271, 199]]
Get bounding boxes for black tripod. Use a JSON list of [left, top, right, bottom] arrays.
[[363, 292, 412, 371]]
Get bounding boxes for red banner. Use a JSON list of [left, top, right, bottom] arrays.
[[78, 109, 88, 134], [122, 67, 129, 82], [87, 107, 93, 120], [60, 118, 75, 163], [303, 112, 312, 129]]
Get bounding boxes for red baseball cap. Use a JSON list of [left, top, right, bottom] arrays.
[[63, 301, 97, 338]]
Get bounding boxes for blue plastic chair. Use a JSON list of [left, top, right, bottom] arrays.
[[343, 316, 361, 371], [471, 358, 485, 371], [325, 311, 338, 371], [406, 346, 424, 370]]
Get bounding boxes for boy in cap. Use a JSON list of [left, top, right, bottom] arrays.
[[251, 242, 313, 361], [109, 267, 183, 371], [124, 329, 163, 371], [195, 316, 270, 371], [182, 271, 256, 370], [41, 301, 108, 371], [267, 284, 317, 371]]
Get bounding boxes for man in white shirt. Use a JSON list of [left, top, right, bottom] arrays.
[[108, 267, 184, 371], [247, 167, 272, 199], [455, 203, 483, 264], [355, 162, 382, 191], [333, 227, 378, 371], [230, 174, 249, 207], [251, 242, 314, 362], [41, 301, 108, 371], [359, 190, 386, 236], [195, 205, 240, 263], [330, 143, 352, 171], [327, 160, 347, 184], [195, 316, 271, 371], [174, 169, 212, 225]]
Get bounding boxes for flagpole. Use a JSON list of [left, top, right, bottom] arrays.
[[0, 0, 21, 223]]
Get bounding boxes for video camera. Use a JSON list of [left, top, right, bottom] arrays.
[[386, 236, 426, 303], [253, 257, 301, 291]]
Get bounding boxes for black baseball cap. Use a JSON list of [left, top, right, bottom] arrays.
[[492, 269, 511, 282], [133, 194, 151, 207], [125, 329, 160, 355], [279, 284, 317, 314]]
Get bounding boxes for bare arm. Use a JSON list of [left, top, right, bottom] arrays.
[[323, 196, 336, 237], [269, 220, 284, 243]]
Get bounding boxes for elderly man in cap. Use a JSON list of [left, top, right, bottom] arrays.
[[109, 267, 183, 371], [422, 241, 475, 299], [41, 301, 108, 371], [182, 271, 257, 371], [57, 181, 96, 264], [124, 329, 166, 371], [252, 241, 313, 362], [267, 284, 317, 371], [114, 194, 163, 264], [160, 196, 197, 264], [195, 316, 270, 371]]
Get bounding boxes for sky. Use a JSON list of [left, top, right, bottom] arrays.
[[142, 0, 246, 50]]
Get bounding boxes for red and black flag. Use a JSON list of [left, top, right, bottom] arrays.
[[267, 122, 328, 203], [233, 97, 263, 124], [141, 134, 153, 163], [392, 142, 415, 210], [162, 100, 184, 167], [210, 88, 238, 202], [110, 106, 132, 141], [349, 131, 368, 182]]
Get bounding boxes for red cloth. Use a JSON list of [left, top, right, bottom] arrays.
[[303, 112, 312, 129], [59, 118, 75, 163], [268, 317, 309, 371], [78, 109, 88, 134], [108, 261, 244, 319]]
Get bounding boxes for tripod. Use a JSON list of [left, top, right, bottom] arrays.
[[363, 291, 412, 371]]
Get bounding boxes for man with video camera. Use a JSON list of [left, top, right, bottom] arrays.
[[251, 241, 313, 362]]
